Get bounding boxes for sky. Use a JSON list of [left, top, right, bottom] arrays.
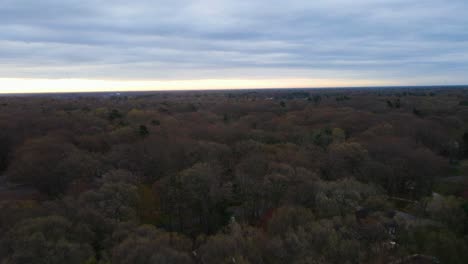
[[1, 0, 468, 93]]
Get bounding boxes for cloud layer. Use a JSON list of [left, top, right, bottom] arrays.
[[1, 0, 468, 87]]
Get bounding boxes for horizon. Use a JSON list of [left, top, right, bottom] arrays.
[[0, 77, 403, 94], [1, 83, 467, 96], [0, 79, 465, 94]]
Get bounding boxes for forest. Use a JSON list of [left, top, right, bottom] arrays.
[[0, 87, 468, 264]]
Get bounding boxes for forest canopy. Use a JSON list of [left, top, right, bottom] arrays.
[[1, 87, 468, 263]]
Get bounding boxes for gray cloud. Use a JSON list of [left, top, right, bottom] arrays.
[[1, 0, 468, 84]]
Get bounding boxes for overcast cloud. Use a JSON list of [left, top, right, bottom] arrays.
[[1, 0, 468, 85]]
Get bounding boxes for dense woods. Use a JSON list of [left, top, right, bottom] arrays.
[[1, 87, 468, 263]]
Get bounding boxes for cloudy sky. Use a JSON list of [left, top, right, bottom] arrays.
[[1, 0, 468, 93]]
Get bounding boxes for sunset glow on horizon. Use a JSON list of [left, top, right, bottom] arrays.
[[0, 78, 400, 94]]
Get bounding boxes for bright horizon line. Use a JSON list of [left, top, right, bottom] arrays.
[[0, 77, 421, 94]]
